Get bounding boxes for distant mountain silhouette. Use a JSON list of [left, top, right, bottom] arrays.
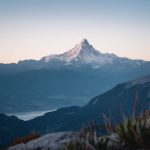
[[0, 39, 150, 74], [0, 39, 150, 113], [0, 74, 150, 147]]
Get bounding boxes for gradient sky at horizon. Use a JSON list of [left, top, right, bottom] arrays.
[[0, 0, 150, 63]]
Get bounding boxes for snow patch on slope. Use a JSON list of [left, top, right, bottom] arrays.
[[93, 98, 99, 105]]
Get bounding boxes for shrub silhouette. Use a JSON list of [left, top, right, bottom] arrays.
[[12, 132, 41, 145]]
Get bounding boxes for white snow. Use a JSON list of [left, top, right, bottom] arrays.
[[41, 39, 116, 65], [41, 39, 144, 68], [93, 98, 99, 105]]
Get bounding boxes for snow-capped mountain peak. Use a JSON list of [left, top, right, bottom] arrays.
[[78, 38, 90, 49], [41, 39, 145, 68], [41, 39, 115, 66], [41, 39, 99, 62], [74, 38, 96, 54], [61, 39, 101, 62]]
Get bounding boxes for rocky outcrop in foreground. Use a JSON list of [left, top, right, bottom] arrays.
[[8, 132, 75, 150]]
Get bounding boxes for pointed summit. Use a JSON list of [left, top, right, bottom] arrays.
[[81, 38, 90, 46], [42, 39, 102, 63], [74, 38, 93, 54], [64, 38, 96, 58], [41, 39, 118, 66], [78, 38, 91, 49]]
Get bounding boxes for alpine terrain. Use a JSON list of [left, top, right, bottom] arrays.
[[0, 39, 150, 113]]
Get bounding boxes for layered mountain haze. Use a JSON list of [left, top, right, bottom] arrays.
[[0, 39, 148, 75], [1, 0, 150, 148], [0, 38, 150, 147], [1, 74, 150, 148], [0, 39, 150, 114], [27, 74, 150, 133]]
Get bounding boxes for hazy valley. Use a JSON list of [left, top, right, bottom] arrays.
[[0, 39, 150, 149], [0, 39, 150, 114]]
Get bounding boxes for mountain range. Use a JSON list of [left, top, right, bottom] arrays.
[[27, 74, 150, 132], [40, 39, 145, 68], [0, 39, 149, 74], [0, 39, 150, 113], [0, 74, 150, 148]]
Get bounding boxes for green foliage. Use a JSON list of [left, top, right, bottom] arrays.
[[116, 111, 150, 149], [64, 111, 150, 150]]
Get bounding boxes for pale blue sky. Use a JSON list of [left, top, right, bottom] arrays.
[[0, 0, 150, 63]]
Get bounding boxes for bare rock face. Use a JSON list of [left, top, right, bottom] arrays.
[[8, 132, 75, 150]]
